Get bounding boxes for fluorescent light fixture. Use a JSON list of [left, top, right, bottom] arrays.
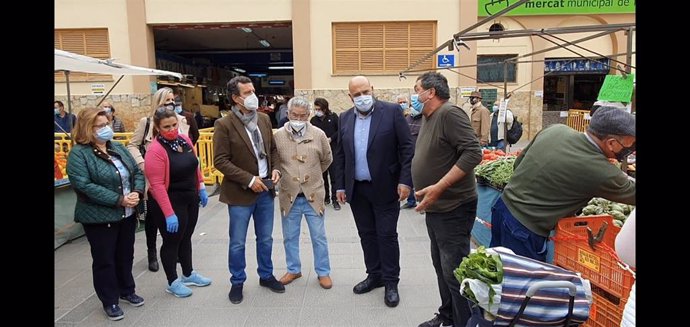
[[241, 27, 252, 33], [248, 73, 267, 78], [268, 66, 294, 70], [232, 67, 246, 73], [259, 39, 271, 48]]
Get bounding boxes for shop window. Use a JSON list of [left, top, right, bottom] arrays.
[[477, 54, 517, 83], [332, 21, 436, 74], [55, 29, 112, 82]]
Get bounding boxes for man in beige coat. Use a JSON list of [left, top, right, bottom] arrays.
[[274, 96, 334, 289], [466, 91, 490, 146]]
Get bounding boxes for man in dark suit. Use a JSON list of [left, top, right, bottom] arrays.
[[333, 76, 414, 307], [213, 76, 284, 305]]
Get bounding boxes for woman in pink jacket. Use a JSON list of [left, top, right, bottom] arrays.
[[144, 107, 211, 297]]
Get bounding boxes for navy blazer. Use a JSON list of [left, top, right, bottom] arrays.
[[333, 99, 414, 203]]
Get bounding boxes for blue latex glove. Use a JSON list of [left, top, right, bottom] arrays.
[[199, 188, 208, 207], [165, 214, 179, 233]]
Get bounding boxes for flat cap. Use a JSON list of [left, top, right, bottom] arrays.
[[588, 106, 635, 137]]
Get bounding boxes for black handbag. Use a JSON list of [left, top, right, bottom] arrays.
[[138, 117, 150, 158]]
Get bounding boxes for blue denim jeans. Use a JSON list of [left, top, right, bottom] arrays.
[[281, 197, 331, 277], [489, 196, 548, 262], [227, 191, 275, 285]]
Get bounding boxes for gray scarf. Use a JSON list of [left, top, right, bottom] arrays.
[[232, 106, 266, 159]]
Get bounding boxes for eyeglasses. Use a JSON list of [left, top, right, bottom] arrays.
[[611, 138, 635, 151], [288, 112, 310, 120]]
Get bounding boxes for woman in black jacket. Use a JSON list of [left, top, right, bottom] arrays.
[[309, 97, 341, 210], [67, 108, 146, 321]]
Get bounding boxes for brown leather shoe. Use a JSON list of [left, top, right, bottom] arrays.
[[279, 272, 302, 285], [318, 276, 333, 289]]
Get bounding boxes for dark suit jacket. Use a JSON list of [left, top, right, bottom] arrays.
[[334, 100, 414, 204], [213, 111, 278, 205]]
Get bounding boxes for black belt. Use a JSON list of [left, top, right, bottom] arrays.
[[296, 193, 305, 197], [355, 180, 371, 183]]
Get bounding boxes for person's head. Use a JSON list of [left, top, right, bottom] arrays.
[[413, 72, 450, 114], [348, 76, 375, 113], [469, 91, 483, 105], [54, 101, 64, 114], [73, 108, 110, 145], [226, 76, 258, 112], [153, 105, 179, 140], [101, 101, 114, 117], [313, 97, 331, 117], [395, 94, 409, 111], [287, 96, 311, 132], [586, 106, 636, 161], [152, 87, 176, 116]]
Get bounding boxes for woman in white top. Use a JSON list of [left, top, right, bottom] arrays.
[[615, 209, 635, 327], [488, 104, 514, 151], [127, 87, 190, 272]]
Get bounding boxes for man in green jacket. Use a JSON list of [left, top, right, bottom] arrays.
[[490, 106, 635, 261]]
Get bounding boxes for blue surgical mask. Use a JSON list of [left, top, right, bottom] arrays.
[[95, 125, 114, 142], [175, 105, 183, 114], [399, 103, 408, 111], [103, 107, 112, 114], [353, 95, 373, 112], [410, 94, 423, 114], [54, 108, 60, 115]]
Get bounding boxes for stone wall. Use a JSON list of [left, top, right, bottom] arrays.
[[542, 110, 568, 130], [54, 94, 153, 132]]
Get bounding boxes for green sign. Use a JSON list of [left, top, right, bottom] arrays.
[[478, 0, 635, 16], [597, 73, 635, 102]]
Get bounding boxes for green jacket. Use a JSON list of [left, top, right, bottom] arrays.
[[67, 142, 145, 224]]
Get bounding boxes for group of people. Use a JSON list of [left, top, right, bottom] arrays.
[[65, 71, 635, 326], [67, 87, 211, 320]]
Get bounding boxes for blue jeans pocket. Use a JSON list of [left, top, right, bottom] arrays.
[[504, 215, 530, 241]]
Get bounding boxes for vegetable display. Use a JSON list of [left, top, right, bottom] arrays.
[[579, 197, 634, 227], [474, 156, 516, 190]]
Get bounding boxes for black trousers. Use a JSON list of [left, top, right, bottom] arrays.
[[350, 181, 400, 283], [144, 199, 158, 252], [82, 214, 137, 307], [425, 198, 477, 327], [322, 162, 338, 201], [149, 190, 200, 285]]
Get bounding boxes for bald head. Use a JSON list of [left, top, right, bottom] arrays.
[[348, 76, 374, 99]]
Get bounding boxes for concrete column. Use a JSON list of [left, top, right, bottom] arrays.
[[126, 0, 155, 94], [292, 0, 312, 92], [458, 0, 478, 88]]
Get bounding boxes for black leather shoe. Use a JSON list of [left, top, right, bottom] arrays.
[[228, 284, 243, 304], [325, 198, 331, 204], [333, 201, 341, 211], [353, 276, 384, 294], [384, 283, 400, 307], [147, 249, 159, 272], [259, 276, 286, 293]]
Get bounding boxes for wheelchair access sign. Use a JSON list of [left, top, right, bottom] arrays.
[[437, 54, 454, 68]]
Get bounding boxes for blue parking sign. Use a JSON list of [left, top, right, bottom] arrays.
[[437, 54, 454, 68]]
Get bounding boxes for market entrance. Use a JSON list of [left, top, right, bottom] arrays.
[[542, 57, 609, 112], [152, 22, 294, 128]]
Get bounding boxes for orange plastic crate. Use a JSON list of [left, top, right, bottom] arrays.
[[553, 215, 634, 300], [583, 284, 627, 327]]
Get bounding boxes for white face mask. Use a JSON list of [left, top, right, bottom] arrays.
[[240, 93, 259, 111], [289, 120, 306, 134], [315, 111, 324, 118], [353, 94, 374, 112]]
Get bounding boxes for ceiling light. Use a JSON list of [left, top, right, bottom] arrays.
[[259, 40, 271, 48], [232, 67, 246, 73], [268, 66, 293, 70], [241, 27, 252, 33]]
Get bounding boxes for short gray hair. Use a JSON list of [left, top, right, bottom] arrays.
[[395, 94, 408, 102], [287, 96, 311, 113], [416, 72, 450, 100]]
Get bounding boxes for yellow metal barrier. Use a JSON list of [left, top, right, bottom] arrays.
[[55, 130, 224, 185], [566, 109, 591, 132]]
